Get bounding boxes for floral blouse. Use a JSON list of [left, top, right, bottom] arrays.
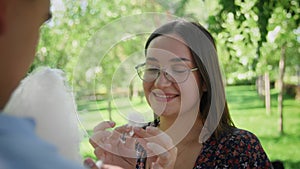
[[136, 120, 272, 169], [194, 129, 273, 168]]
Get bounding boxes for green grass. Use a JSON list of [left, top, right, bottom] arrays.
[[78, 85, 300, 169], [226, 85, 300, 169]]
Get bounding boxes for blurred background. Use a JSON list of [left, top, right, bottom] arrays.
[[33, 0, 299, 168]]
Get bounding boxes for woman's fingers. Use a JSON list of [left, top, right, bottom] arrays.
[[84, 158, 124, 169], [90, 130, 112, 147], [88, 122, 137, 168], [92, 124, 138, 159], [133, 126, 177, 169], [94, 147, 104, 158], [90, 121, 116, 148], [151, 162, 163, 169], [83, 158, 101, 169], [133, 126, 173, 150], [109, 128, 137, 158], [101, 164, 124, 169], [93, 121, 115, 132], [94, 145, 111, 160]]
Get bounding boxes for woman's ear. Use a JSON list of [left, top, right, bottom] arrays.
[[0, 0, 6, 35]]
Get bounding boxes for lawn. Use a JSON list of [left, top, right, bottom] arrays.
[[77, 85, 300, 169], [226, 85, 300, 169]]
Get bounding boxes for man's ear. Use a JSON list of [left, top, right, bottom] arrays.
[[0, 0, 6, 35]]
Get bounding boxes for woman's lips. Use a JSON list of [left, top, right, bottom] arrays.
[[152, 92, 178, 102]]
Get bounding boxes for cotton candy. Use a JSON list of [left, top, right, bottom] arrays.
[[4, 67, 83, 162]]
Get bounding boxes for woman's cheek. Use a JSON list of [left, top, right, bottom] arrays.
[[143, 82, 151, 104], [179, 79, 201, 113]]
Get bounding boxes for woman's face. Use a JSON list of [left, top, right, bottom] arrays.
[[143, 34, 205, 118]]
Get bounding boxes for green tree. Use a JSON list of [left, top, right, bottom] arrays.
[[208, 0, 299, 83], [208, 0, 299, 134]]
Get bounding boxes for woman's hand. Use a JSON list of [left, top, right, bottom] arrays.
[[84, 158, 124, 169], [89, 121, 137, 169], [134, 127, 177, 169]]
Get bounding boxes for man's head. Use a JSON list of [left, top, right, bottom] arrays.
[[0, 0, 51, 109]]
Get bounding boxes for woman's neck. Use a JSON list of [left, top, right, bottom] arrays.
[[159, 111, 203, 146]]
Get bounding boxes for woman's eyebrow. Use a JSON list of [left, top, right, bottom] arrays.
[[169, 57, 192, 62], [146, 57, 158, 62], [146, 57, 192, 63]]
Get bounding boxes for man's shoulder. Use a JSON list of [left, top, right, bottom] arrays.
[[0, 113, 84, 169], [0, 113, 35, 134]]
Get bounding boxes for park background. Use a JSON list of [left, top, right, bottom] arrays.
[[33, 0, 299, 168]]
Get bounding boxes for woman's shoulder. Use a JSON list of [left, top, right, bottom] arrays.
[[197, 128, 273, 168], [219, 128, 272, 168], [219, 128, 263, 151], [227, 128, 259, 143]]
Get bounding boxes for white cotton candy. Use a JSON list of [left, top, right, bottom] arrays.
[[4, 67, 83, 163]]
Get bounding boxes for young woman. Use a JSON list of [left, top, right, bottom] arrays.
[[90, 20, 273, 169]]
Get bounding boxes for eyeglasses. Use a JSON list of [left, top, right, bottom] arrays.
[[135, 63, 198, 83]]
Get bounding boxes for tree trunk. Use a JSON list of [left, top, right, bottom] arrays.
[[278, 44, 286, 135], [129, 82, 133, 101], [108, 97, 112, 121], [264, 72, 271, 115], [106, 85, 112, 121]]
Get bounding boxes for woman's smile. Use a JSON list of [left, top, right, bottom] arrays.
[[152, 91, 179, 102]]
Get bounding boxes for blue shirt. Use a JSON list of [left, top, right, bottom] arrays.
[[0, 113, 85, 169]]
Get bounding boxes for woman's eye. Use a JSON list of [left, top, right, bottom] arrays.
[[171, 65, 188, 73], [146, 68, 160, 73], [172, 69, 186, 74]]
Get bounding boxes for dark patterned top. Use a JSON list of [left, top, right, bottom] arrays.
[[194, 129, 273, 169], [136, 120, 273, 169]]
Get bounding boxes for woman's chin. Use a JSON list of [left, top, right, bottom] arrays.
[[152, 107, 179, 118]]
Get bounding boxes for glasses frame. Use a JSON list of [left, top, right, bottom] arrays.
[[135, 63, 198, 83]]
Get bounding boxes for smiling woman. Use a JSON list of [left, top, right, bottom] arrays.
[[142, 34, 202, 119], [90, 19, 273, 169]]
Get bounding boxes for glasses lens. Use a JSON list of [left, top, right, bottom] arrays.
[[136, 64, 194, 83], [137, 66, 159, 82], [167, 65, 189, 83]]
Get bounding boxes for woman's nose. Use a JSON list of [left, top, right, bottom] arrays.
[[154, 71, 172, 88]]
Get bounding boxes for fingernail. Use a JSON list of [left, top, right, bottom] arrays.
[[146, 126, 156, 132], [96, 160, 103, 168], [109, 121, 115, 127], [133, 127, 141, 132], [83, 158, 94, 168], [126, 124, 131, 130]]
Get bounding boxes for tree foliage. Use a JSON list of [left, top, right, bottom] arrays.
[[208, 0, 299, 84], [33, 0, 299, 90]]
